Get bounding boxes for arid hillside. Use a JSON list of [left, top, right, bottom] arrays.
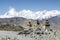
[[0, 16, 60, 31]]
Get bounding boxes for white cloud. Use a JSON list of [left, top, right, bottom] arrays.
[[0, 8, 60, 20]]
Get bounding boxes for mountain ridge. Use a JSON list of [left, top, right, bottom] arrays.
[[0, 16, 60, 31], [0, 8, 60, 20]]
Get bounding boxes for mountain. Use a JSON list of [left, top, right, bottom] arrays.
[[0, 17, 38, 31], [0, 15, 60, 31], [0, 8, 60, 20], [0, 17, 27, 31], [48, 16, 60, 30]]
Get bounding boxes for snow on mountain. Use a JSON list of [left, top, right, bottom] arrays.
[[0, 8, 60, 20]]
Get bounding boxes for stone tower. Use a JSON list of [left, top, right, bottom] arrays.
[[27, 21, 33, 30], [27, 20, 40, 30], [44, 20, 50, 31], [42, 20, 50, 31]]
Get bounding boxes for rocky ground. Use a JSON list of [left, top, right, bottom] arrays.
[[0, 29, 60, 40], [16, 30, 60, 40]]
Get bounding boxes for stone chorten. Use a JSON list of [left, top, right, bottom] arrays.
[[27, 20, 40, 30], [42, 20, 50, 31], [44, 20, 50, 31]]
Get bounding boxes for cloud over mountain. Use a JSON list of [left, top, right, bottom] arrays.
[[0, 8, 60, 20]]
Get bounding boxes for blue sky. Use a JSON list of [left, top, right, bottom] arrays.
[[0, 0, 60, 15]]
